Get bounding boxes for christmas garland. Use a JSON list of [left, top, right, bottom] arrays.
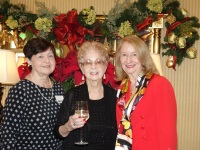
[[0, 0, 200, 71], [162, 5, 200, 69], [104, 0, 200, 70]]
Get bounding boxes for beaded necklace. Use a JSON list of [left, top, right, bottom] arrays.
[[31, 74, 54, 101]]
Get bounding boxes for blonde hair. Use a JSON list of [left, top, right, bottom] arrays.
[[77, 41, 109, 64], [115, 35, 158, 81]]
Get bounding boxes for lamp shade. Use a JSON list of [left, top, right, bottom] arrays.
[[0, 49, 20, 84]]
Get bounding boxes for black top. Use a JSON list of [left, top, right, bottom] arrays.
[[54, 83, 117, 150], [1, 79, 64, 150]]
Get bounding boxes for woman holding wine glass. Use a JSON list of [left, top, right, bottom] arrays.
[[54, 41, 117, 150]]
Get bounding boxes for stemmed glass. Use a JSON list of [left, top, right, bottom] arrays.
[[74, 101, 89, 145]]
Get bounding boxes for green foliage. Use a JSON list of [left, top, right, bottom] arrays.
[[162, 3, 200, 66], [1, 0, 199, 69], [62, 78, 75, 93]]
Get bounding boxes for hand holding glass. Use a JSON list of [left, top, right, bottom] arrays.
[[74, 101, 89, 145]]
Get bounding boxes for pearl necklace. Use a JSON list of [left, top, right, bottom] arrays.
[[31, 74, 54, 101]]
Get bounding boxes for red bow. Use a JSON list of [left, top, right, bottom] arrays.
[[137, 14, 165, 31], [53, 10, 93, 51]]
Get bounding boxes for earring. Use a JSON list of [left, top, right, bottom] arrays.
[[82, 74, 85, 81], [103, 74, 106, 79]]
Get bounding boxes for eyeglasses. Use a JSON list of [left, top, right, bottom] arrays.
[[81, 59, 106, 68]]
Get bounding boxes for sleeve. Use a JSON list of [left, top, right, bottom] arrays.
[[154, 77, 177, 150], [54, 89, 75, 139], [1, 86, 27, 150]]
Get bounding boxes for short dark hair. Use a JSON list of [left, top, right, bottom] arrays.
[[23, 37, 56, 59]]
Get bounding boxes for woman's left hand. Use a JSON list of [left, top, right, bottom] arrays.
[[68, 114, 86, 130]]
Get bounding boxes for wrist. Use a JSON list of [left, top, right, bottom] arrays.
[[65, 122, 73, 132]]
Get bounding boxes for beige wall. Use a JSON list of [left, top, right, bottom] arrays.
[[7, 0, 200, 149]]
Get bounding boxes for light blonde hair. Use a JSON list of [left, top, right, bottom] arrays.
[[115, 35, 158, 81], [77, 41, 109, 64]]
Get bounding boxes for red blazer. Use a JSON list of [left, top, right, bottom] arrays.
[[116, 74, 177, 150]]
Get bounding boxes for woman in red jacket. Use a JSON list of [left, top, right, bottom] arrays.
[[114, 35, 177, 150]]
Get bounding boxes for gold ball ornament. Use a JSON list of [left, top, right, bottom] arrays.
[[186, 47, 197, 59], [184, 32, 193, 38], [166, 55, 177, 70], [166, 13, 176, 24], [180, 8, 189, 17], [168, 32, 177, 44], [176, 37, 186, 49]]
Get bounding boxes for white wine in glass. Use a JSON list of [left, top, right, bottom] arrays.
[[74, 101, 89, 145], [75, 110, 89, 120]]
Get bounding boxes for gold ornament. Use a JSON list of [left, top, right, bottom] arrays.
[[166, 13, 176, 24], [51, 41, 64, 57], [180, 8, 189, 17], [139, 31, 153, 42], [166, 55, 177, 70], [104, 37, 110, 51], [176, 37, 186, 49], [13, 30, 19, 48], [184, 32, 193, 38], [168, 32, 177, 44], [186, 47, 197, 59]]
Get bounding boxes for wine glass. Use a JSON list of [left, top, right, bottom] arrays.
[[74, 101, 89, 145]]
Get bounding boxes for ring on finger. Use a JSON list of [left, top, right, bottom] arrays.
[[74, 122, 76, 126]]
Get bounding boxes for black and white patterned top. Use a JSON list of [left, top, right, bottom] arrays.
[[0, 79, 64, 150]]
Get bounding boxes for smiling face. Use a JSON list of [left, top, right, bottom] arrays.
[[28, 48, 56, 77], [80, 49, 107, 83], [119, 42, 143, 78]]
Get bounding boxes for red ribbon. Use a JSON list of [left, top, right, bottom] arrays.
[[26, 25, 38, 35], [53, 10, 93, 51], [166, 17, 190, 35], [137, 14, 165, 31], [168, 43, 177, 51], [137, 16, 153, 31]]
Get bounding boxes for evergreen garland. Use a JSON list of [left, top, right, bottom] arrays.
[[106, 0, 200, 68], [0, 0, 200, 69], [162, 2, 200, 66]]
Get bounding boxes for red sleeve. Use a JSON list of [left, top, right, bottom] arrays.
[[153, 75, 177, 150]]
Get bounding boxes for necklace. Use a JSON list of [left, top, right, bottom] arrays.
[[31, 74, 54, 101]]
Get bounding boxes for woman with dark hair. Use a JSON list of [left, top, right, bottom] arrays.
[[1, 38, 64, 149]]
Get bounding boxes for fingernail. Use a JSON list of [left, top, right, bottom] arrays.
[[83, 118, 86, 121], [78, 116, 81, 118]]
